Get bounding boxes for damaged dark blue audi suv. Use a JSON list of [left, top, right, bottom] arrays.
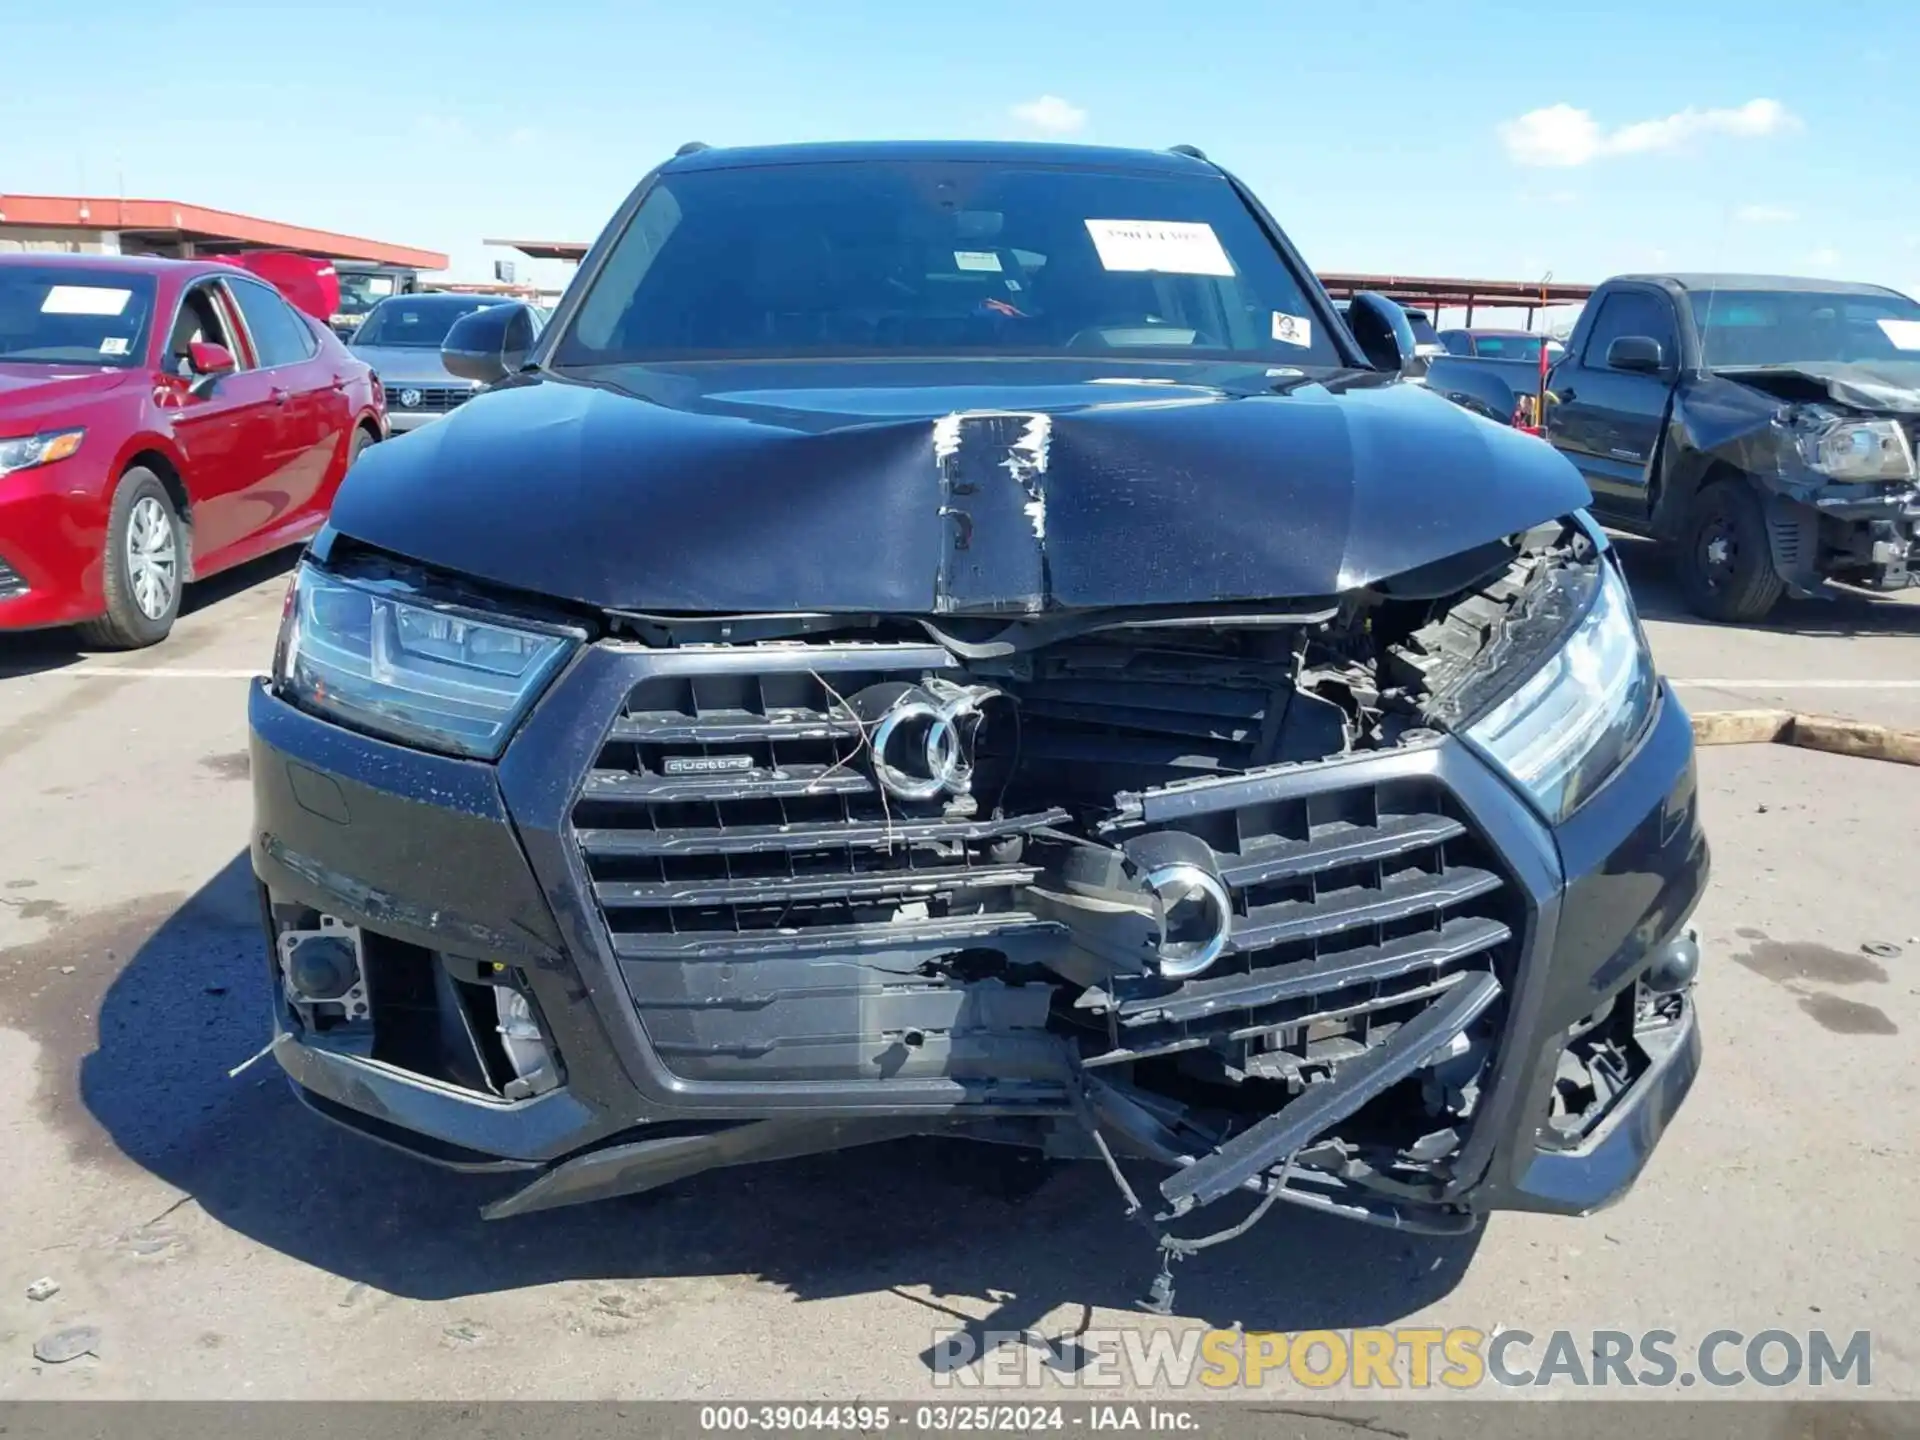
[[247, 141, 1708, 1288]]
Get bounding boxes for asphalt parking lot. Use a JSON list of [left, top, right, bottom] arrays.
[[1, 537, 1916, 1401]]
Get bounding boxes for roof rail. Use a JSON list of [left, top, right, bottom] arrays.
[[1167, 144, 1208, 161], [673, 141, 711, 157]]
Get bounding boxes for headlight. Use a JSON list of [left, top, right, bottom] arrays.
[[274, 562, 582, 759], [1463, 561, 1656, 823], [1795, 416, 1915, 482], [0, 428, 84, 478]]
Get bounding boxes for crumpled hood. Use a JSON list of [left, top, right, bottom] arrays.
[[329, 358, 1591, 614], [1717, 360, 1920, 414]]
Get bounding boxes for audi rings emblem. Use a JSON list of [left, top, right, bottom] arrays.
[[869, 684, 996, 801]]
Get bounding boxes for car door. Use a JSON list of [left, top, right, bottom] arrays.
[[222, 277, 343, 547], [1548, 287, 1678, 522], [158, 279, 287, 565]]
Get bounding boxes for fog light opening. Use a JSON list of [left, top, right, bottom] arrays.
[[277, 915, 368, 1031]]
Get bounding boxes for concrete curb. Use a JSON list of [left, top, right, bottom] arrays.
[[1691, 709, 1920, 766]]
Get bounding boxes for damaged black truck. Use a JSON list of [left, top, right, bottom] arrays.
[[1469, 273, 1920, 622], [248, 141, 1707, 1295]]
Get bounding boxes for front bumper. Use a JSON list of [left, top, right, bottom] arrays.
[[0, 459, 111, 630], [248, 653, 1709, 1224]]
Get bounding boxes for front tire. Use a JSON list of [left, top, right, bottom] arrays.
[[75, 468, 183, 649], [1677, 478, 1785, 624]]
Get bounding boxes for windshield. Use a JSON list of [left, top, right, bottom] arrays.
[[336, 272, 402, 317], [0, 266, 157, 367], [556, 160, 1346, 366], [1690, 288, 1920, 369], [354, 296, 503, 347]]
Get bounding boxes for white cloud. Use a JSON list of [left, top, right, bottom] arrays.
[[1009, 95, 1087, 136], [1806, 246, 1842, 268], [1499, 98, 1799, 167], [1734, 203, 1797, 224]]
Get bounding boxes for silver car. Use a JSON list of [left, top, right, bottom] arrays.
[[351, 294, 547, 432]]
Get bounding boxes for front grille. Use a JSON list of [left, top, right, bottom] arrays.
[[1084, 771, 1516, 1075], [0, 555, 26, 600], [383, 384, 471, 413], [569, 645, 1522, 1101]]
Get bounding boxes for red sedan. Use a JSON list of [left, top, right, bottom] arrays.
[[0, 254, 385, 647]]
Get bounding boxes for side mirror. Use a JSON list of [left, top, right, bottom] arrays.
[[1344, 291, 1416, 373], [186, 340, 236, 397], [1606, 335, 1665, 373], [443, 304, 536, 385]]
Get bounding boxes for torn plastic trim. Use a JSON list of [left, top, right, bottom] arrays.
[[1077, 1073, 1478, 1238]]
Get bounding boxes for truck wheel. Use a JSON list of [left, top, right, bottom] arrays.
[[75, 468, 183, 649], [1678, 479, 1786, 623]]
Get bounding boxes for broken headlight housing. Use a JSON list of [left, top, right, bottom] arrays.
[[1795, 415, 1916, 482], [1464, 561, 1655, 823], [273, 561, 582, 759]]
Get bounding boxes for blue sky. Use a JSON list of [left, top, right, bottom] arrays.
[[5, 0, 1917, 309]]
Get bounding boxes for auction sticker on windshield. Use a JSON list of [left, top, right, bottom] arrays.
[[42, 285, 132, 316], [1084, 219, 1234, 276], [954, 250, 1002, 272], [1877, 318, 1920, 350]]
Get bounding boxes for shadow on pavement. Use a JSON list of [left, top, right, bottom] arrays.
[[1612, 533, 1920, 638], [78, 854, 1482, 1344], [0, 549, 298, 679]]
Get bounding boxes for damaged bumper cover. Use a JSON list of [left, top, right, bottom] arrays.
[[248, 602, 1709, 1235]]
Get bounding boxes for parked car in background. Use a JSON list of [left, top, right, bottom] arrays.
[[1428, 273, 1920, 621], [1439, 328, 1565, 364], [250, 141, 1706, 1292], [227, 251, 342, 329], [350, 293, 544, 430], [0, 254, 385, 647]]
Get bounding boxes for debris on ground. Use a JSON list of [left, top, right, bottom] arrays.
[[25, 1277, 60, 1302], [1863, 942, 1904, 959], [34, 1326, 99, 1364]]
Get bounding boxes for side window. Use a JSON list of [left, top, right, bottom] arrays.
[[1582, 291, 1677, 369], [227, 279, 316, 368], [166, 282, 239, 376], [1440, 331, 1472, 355]]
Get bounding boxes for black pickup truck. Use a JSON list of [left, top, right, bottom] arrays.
[[1434, 273, 1920, 622]]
